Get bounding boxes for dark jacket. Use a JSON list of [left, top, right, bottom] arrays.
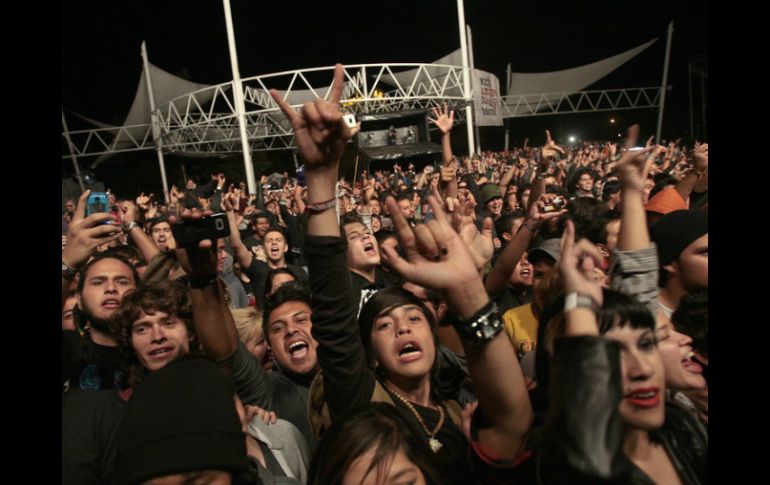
[[499, 336, 707, 484]]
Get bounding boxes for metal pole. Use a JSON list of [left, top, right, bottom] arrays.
[[506, 63, 511, 95], [504, 129, 509, 152], [456, 0, 475, 156], [467, 25, 481, 154], [61, 109, 86, 193], [222, 0, 257, 195], [140, 42, 170, 203], [655, 21, 674, 144], [688, 62, 694, 139], [700, 72, 706, 139]]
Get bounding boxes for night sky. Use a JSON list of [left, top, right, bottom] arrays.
[[62, 0, 707, 191]]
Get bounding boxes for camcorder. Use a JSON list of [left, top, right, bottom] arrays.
[[542, 196, 566, 213], [171, 213, 230, 247]]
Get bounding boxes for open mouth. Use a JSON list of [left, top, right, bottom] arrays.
[[681, 351, 703, 374], [363, 242, 377, 255], [149, 347, 173, 357], [398, 342, 422, 362], [102, 299, 120, 309], [624, 388, 660, 408], [287, 340, 309, 360]]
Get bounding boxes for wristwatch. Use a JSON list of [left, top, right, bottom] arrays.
[[124, 221, 139, 232], [564, 292, 600, 314], [62, 261, 79, 281]]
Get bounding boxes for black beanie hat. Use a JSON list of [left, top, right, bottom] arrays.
[[113, 358, 247, 485], [649, 210, 708, 266]]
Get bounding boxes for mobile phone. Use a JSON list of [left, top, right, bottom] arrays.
[[171, 213, 230, 247], [86, 192, 109, 217]]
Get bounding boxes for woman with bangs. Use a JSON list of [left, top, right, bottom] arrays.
[[520, 221, 706, 484], [520, 139, 706, 484], [270, 65, 532, 484]]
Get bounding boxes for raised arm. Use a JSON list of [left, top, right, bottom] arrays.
[[270, 64, 375, 419], [61, 190, 123, 306], [120, 200, 161, 265], [674, 143, 708, 203], [172, 210, 238, 359], [485, 193, 566, 295], [534, 221, 629, 481], [222, 192, 254, 270], [611, 143, 660, 313], [382, 195, 532, 461]]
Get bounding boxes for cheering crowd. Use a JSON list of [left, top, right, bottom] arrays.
[[62, 65, 707, 484]]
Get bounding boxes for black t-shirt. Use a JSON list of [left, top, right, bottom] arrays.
[[386, 389, 476, 484], [494, 286, 534, 316], [62, 390, 127, 485], [245, 260, 308, 310], [62, 331, 128, 391]]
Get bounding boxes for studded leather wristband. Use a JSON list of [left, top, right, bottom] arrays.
[[450, 300, 503, 345]]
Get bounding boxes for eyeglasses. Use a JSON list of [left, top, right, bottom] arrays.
[[346, 230, 373, 241]]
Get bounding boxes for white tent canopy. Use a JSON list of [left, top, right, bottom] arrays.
[[506, 38, 658, 95]]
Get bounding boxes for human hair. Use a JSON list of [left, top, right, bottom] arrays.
[[106, 244, 146, 268], [308, 403, 442, 485], [265, 267, 297, 299], [262, 281, 312, 340], [559, 197, 612, 245], [230, 306, 263, 345], [671, 289, 708, 355], [109, 280, 199, 388], [340, 212, 365, 235], [601, 180, 621, 202], [264, 225, 286, 240], [147, 214, 171, 233], [357, 287, 443, 404], [495, 210, 526, 238], [570, 167, 594, 189], [76, 250, 140, 294], [517, 183, 532, 207], [531, 289, 656, 419], [649, 174, 678, 199], [252, 212, 269, 223]]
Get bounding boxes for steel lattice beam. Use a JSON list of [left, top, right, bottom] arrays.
[[501, 87, 661, 118], [63, 64, 663, 159]]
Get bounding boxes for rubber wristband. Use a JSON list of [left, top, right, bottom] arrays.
[[305, 198, 336, 214]]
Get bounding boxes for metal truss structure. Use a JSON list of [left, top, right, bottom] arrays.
[[62, 64, 661, 159], [63, 63, 470, 159], [501, 87, 662, 118]]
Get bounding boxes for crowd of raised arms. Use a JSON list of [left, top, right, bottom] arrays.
[[62, 65, 707, 485]]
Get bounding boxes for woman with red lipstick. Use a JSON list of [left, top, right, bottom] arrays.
[[520, 221, 706, 484]]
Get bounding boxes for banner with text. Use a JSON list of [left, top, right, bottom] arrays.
[[472, 69, 503, 126]]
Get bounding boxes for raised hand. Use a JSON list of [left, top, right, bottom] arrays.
[[136, 192, 151, 209], [528, 193, 568, 225], [170, 208, 217, 281], [615, 146, 654, 192], [62, 190, 123, 268], [623, 123, 640, 150], [428, 102, 455, 134], [382, 195, 487, 316], [269, 64, 359, 170], [559, 220, 606, 306], [692, 143, 708, 172]]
